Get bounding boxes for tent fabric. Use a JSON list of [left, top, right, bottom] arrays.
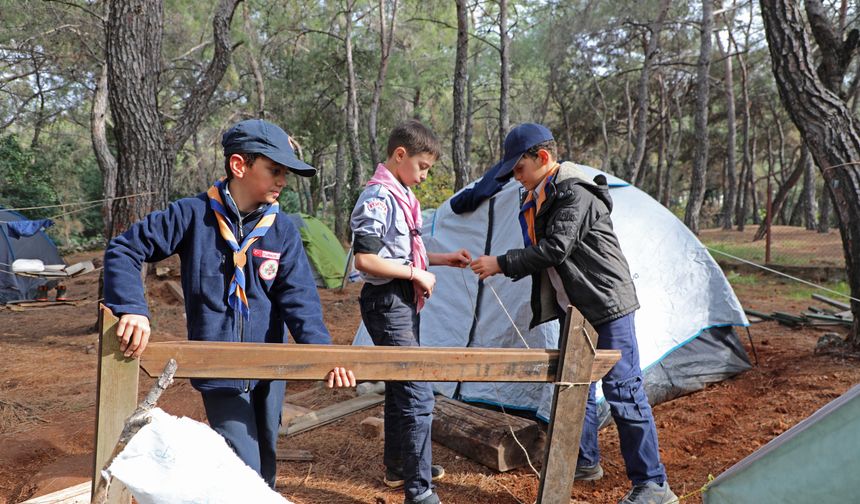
[[0, 207, 65, 303], [353, 164, 750, 421], [285, 213, 347, 289], [703, 382, 860, 504]]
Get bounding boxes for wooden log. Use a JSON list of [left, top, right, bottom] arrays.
[[280, 393, 385, 436], [359, 416, 385, 439], [282, 402, 312, 424], [165, 280, 184, 303], [811, 293, 851, 311], [537, 306, 598, 503], [275, 448, 314, 462], [139, 342, 620, 383], [92, 305, 138, 504], [432, 396, 544, 472]]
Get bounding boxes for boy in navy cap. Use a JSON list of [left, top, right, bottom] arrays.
[[104, 119, 356, 489], [470, 123, 676, 504]]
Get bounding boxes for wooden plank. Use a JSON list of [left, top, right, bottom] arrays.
[[165, 280, 184, 303], [20, 481, 90, 504], [92, 305, 138, 504], [140, 341, 620, 383], [432, 396, 543, 472], [537, 306, 598, 503], [282, 402, 313, 424], [275, 448, 315, 462], [280, 393, 385, 436], [811, 293, 851, 311]]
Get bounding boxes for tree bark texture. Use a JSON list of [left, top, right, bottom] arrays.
[[368, 0, 398, 163], [802, 143, 817, 230], [453, 0, 469, 190], [90, 62, 117, 242], [760, 0, 860, 347], [716, 24, 737, 229], [107, 0, 240, 236], [684, 0, 713, 234], [628, 0, 670, 186], [498, 0, 510, 155], [344, 2, 364, 207], [754, 141, 806, 241]]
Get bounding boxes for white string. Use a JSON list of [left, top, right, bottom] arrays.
[[486, 281, 531, 350], [0, 192, 156, 213], [706, 246, 860, 303]]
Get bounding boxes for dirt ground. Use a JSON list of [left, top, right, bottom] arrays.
[[1, 251, 859, 504]]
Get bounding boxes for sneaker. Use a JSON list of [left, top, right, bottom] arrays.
[[619, 481, 678, 504], [404, 491, 441, 504], [575, 462, 604, 481], [35, 285, 49, 301], [384, 465, 446, 488], [55, 285, 67, 301]]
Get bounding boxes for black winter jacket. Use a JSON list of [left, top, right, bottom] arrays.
[[497, 162, 639, 328]]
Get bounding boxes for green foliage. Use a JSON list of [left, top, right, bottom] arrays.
[[0, 135, 57, 219], [412, 168, 454, 209]]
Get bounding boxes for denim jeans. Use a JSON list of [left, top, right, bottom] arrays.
[[577, 312, 667, 485], [360, 279, 435, 502], [201, 379, 287, 488]]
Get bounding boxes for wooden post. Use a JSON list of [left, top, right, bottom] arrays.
[[536, 306, 598, 503], [92, 305, 138, 504]]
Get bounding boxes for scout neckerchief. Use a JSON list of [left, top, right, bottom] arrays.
[[366, 163, 429, 311], [518, 162, 560, 246], [207, 177, 278, 320]]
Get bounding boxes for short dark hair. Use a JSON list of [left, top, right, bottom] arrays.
[[522, 140, 558, 160], [223, 152, 261, 179], [386, 120, 441, 160]]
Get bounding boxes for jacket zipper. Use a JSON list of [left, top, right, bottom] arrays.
[[235, 211, 250, 393]]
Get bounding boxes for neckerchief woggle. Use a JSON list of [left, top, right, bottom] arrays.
[[518, 163, 560, 247], [207, 178, 278, 320]]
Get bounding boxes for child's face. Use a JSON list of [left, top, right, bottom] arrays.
[[512, 151, 552, 191], [235, 155, 289, 205], [392, 148, 436, 187]]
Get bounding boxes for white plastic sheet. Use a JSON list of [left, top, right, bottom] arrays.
[[107, 408, 292, 504]]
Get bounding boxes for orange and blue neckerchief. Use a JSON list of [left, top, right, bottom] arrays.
[[518, 164, 560, 246], [207, 178, 278, 320]]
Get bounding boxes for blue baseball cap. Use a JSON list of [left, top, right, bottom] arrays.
[[494, 123, 555, 181], [222, 119, 316, 177]]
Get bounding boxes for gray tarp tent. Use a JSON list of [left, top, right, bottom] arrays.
[[0, 207, 64, 303], [354, 164, 751, 421]]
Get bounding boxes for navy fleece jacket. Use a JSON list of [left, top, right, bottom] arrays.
[[104, 187, 331, 392]]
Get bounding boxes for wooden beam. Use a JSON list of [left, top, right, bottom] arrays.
[[139, 342, 620, 383], [537, 306, 598, 503], [279, 393, 385, 436], [432, 396, 543, 472], [92, 305, 138, 504], [20, 481, 90, 504]]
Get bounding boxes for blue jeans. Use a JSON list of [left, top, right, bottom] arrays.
[[360, 280, 435, 502], [201, 379, 287, 488], [577, 312, 667, 485]]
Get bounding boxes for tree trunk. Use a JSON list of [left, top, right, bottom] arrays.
[[754, 141, 807, 240], [368, 0, 398, 163], [452, 0, 469, 190], [242, 1, 266, 118], [716, 24, 737, 229], [684, 0, 713, 234], [334, 118, 348, 242], [628, 0, 670, 186], [760, 0, 860, 347], [90, 62, 117, 242], [107, 0, 240, 236], [802, 144, 817, 230], [344, 2, 364, 207], [498, 0, 510, 154], [818, 181, 832, 233]]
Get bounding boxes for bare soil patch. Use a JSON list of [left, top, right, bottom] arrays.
[[1, 252, 858, 503]]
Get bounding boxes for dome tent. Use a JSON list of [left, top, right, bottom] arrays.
[[0, 207, 65, 303], [353, 164, 751, 421], [285, 213, 348, 289]]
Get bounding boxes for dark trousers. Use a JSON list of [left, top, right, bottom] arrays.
[[577, 312, 667, 485], [201, 379, 287, 488], [360, 280, 435, 502]]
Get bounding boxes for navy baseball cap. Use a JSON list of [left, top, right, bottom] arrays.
[[222, 119, 316, 177], [494, 123, 555, 181]]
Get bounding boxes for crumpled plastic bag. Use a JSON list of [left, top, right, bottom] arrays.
[[107, 408, 292, 504]]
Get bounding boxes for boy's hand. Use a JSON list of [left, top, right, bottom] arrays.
[[470, 255, 501, 280], [445, 249, 472, 267], [326, 367, 356, 388], [413, 269, 437, 299], [116, 314, 151, 358]]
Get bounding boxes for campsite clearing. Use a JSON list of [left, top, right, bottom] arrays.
[[1, 252, 859, 504]]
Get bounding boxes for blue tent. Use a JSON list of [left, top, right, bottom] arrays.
[[0, 207, 64, 303]]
